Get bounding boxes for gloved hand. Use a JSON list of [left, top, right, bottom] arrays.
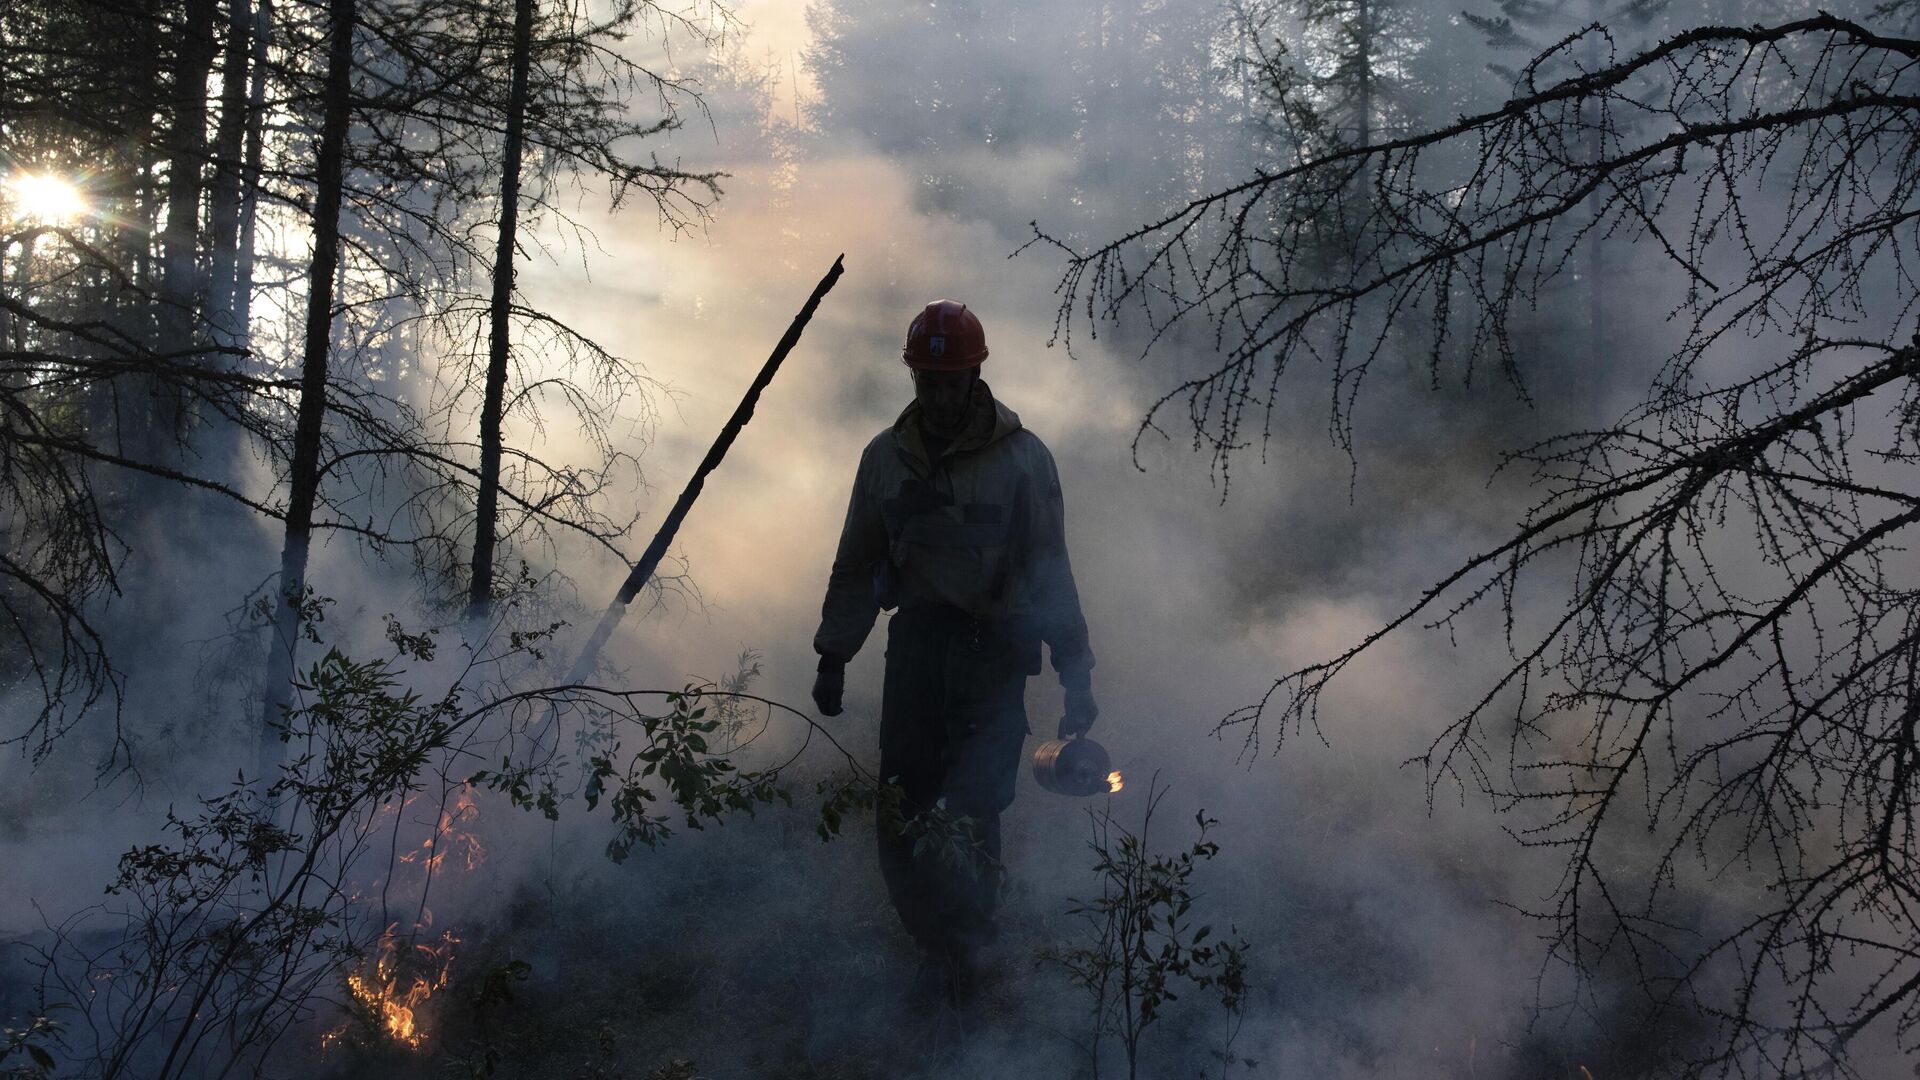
[[812, 657, 846, 717], [1058, 681, 1098, 739]]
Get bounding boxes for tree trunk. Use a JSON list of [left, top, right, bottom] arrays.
[[233, 0, 272, 350], [206, 0, 252, 347], [160, 0, 214, 339], [190, 0, 256, 500], [1355, 0, 1373, 149], [1583, 0, 1605, 396], [465, 0, 537, 621], [260, 0, 356, 763], [1232, 0, 1254, 130], [92, 2, 162, 459], [147, 0, 215, 469]]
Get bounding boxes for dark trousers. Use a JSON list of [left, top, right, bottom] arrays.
[[877, 605, 1030, 957]]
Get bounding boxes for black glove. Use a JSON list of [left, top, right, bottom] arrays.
[[812, 657, 845, 717], [1059, 679, 1098, 739]]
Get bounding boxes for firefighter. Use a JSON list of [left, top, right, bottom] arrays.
[[809, 299, 1098, 1001]]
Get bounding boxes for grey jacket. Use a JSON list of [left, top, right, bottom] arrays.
[[813, 380, 1094, 683]]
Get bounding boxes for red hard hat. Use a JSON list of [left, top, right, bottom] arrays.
[[902, 300, 988, 370]]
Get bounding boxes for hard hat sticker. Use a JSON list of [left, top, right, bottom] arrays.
[[929, 335, 946, 357]]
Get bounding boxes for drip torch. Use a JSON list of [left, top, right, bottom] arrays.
[[1032, 734, 1122, 797]]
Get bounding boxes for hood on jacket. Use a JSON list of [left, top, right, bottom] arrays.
[[892, 377, 1022, 471]]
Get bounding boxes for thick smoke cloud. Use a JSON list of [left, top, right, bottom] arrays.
[[502, 0, 1715, 1074], [5, 0, 1904, 1075]]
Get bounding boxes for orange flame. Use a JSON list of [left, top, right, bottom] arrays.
[[323, 787, 485, 1052], [325, 927, 458, 1052], [1107, 770, 1124, 794], [396, 787, 486, 873]]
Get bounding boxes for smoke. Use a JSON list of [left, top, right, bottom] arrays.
[[4, 0, 1909, 1075], [322, 0, 1724, 1074], [479, 0, 1690, 1074], [512, 0, 1918, 1074]]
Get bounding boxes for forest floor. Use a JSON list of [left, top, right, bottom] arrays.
[[312, 775, 1101, 1080]]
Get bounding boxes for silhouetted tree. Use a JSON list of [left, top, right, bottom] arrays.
[[465, 0, 535, 621], [453, 0, 729, 622], [1462, 0, 1668, 85], [0, 0, 292, 762], [1298, 0, 1424, 150], [807, 0, 1245, 231], [1042, 13, 1920, 1073], [0, 0, 729, 761], [259, 0, 356, 750], [205, 0, 259, 349], [1462, 0, 1672, 394]]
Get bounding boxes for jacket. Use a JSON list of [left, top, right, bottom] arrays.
[[813, 379, 1094, 682]]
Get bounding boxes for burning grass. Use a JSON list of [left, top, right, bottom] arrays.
[[322, 784, 490, 1054], [325, 926, 459, 1052]]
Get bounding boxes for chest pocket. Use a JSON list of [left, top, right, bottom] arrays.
[[899, 507, 1007, 548], [902, 499, 1013, 541], [882, 477, 1010, 549]]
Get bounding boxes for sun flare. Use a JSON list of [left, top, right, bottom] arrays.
[[5, 172, 88, 224]]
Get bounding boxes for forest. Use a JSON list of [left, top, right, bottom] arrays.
[[2, 0, 1918, 1076]]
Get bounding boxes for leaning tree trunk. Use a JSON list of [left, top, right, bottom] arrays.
[[465, 0, 537, 622], [259, 0, 356, 765]]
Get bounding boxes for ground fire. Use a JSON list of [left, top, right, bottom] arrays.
[[324, 785, 486, 1052], [397, 786, 485, 874], [325, 926, 459, 1051]]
